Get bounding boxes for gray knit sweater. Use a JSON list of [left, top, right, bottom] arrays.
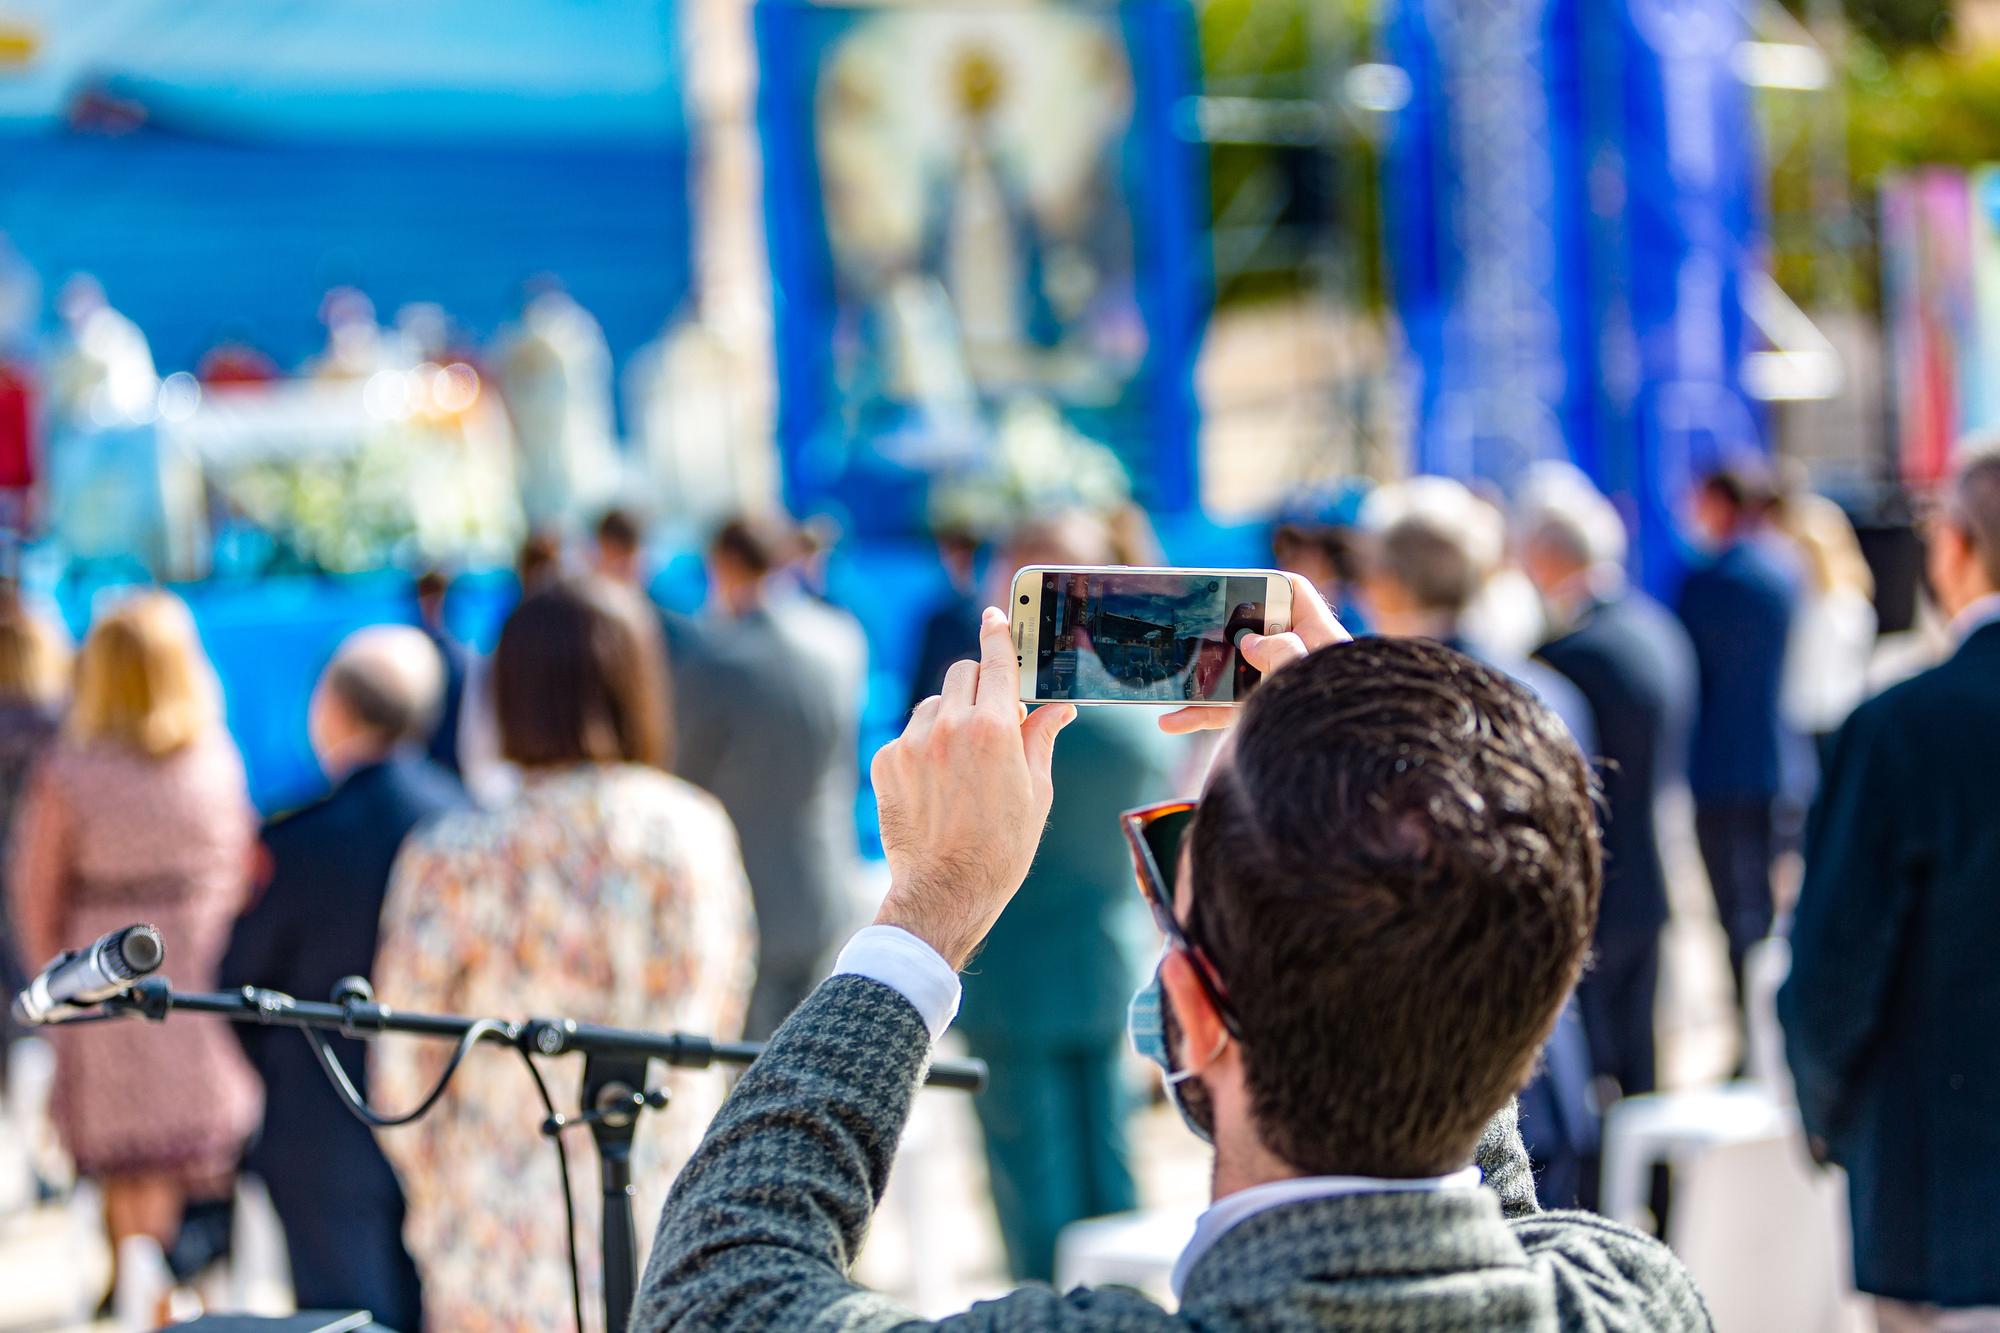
[[633, 975, 1711, 1332]]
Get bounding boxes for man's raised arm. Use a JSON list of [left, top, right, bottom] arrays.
[[632, 610, 1075, 1331], [631, 970, 941, 1333]]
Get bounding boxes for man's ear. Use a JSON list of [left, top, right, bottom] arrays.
[[1160, 949, 1229, 1074]]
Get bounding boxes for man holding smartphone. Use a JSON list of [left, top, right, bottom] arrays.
[[634, 577, 1707, 1331]]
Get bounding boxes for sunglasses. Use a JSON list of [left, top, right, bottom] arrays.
[[1119, 799, 1245, 1040]]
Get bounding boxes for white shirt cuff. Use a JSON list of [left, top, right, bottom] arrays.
[[833, 925, 962, 1042]]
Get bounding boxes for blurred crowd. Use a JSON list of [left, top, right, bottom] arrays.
[[0, 436, 1965, 1330], [0, 262, 754, 572]]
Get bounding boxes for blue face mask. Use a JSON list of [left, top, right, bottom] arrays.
[[1127, 954, 1218, 1144]]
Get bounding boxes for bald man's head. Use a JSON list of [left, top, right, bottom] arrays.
[[310, 625, 446, 775]]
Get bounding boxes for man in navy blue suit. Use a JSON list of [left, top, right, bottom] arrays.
[[1675, 467, 1798, 1022], [1523, 484, 1696, 1106], [413, 569, 468, 779], [222, 626, 467, 1332], [1782, 450, 2000, 1329]]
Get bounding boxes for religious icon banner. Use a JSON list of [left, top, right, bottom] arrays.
[[754, 0, 1210, 536]]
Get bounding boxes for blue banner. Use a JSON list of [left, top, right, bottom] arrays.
[[1614, 0, 1765, 590], [1384, 0, 1595, 488], [1384, 0, 1765, 592], [755, 0, 1210, 535]]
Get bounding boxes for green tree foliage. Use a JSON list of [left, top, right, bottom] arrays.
[[1781, 0, 1950, 49], [1762, 30, 2000, 310], [1846, 42, 2000, 184], [1197, 0, 1381, 308]]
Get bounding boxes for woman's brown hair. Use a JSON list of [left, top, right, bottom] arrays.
[[494, 575, 671, 770]]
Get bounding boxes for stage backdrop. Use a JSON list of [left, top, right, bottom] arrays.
[[754, 0, 1210, 536], [0, 0, 691, 392], [1384, 0, 1766, 592]]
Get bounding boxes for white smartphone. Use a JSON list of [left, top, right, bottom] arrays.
[[1010, 565, 1295, 707]]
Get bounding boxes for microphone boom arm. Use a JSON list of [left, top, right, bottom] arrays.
[[99, 978, 987, 1090], [64, 975, 985, 1333]]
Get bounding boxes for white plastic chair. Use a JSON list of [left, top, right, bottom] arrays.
[[219, 1173, 296, 1316], [1598, 1083, 1799, 1229], [1598, 934, 1801, 1230], [1599, 933, 1872, 1329], [1670, 1135, 1869, 1333]]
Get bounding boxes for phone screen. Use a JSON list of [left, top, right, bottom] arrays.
[[1036, 571, 1270, 703]]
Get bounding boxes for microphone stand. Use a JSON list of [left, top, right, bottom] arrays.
[[63, 977, 986, 1333]]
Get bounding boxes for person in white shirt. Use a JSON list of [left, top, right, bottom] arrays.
[[1773, 488, 1878, 744]]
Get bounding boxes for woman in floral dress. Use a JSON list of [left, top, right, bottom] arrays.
[[374, 575, 755, 1332]]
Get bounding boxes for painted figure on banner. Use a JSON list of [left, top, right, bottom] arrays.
[[814, 8, 1144, 465]]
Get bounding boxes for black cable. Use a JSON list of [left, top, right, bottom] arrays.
[[516, 1048, 586, 1333], [301, 1019, 513, 1129], [296, 1016, 584, 1320], [302, 1023, 585, 1331]]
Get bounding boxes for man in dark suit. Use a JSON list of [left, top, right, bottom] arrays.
[[221, 626, 466, 1332], [633, 582, 1707, 1331], [1522, 487, 1697, 1103], [1676, 466, 1799, 1014], [905, 527, 984, 718], [591, 505, 865, 1039], [1781, 451, 2000, 1329], [413, 569, 468, 780]]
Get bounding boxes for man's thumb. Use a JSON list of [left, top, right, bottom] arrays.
[[1021, 702, 1077, 774]]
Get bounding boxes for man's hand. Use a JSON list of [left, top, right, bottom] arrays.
[[871, 607, 1077, 971], [1157, 572, 1350, 735]]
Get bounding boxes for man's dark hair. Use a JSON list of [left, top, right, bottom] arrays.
[[415, 568, 449, 604], [1700, 465, 1775, 518], [495, 575, 671, 770], [934, 526, 980, 562], [516, 529, 562, 590], [595, 507, 642, 553], [1186, 637, 1599, 1177], [1272, 523, 1368, 589], [709, 514, 799, 579]]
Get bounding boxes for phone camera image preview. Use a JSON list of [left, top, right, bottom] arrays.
[[1037, 573, 1268, 702]]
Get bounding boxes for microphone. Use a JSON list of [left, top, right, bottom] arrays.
[[12, 924, 165, 1025]]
